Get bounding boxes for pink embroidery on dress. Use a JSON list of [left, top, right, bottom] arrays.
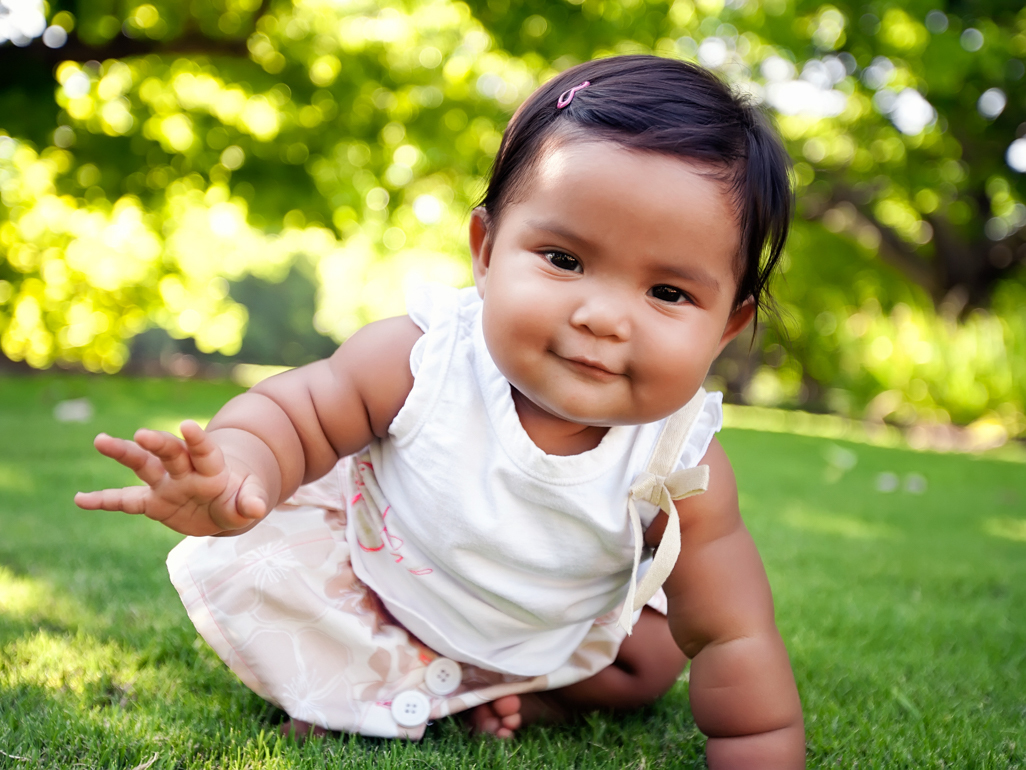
[[351, 456, 434, 576]]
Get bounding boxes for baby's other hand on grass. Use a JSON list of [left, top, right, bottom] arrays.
[[74, 420, 270, 536]]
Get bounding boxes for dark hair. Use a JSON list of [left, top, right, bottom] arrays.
[[479, 55, 793, 321]]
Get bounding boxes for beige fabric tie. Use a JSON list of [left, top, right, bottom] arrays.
[[617, 389, 711, 634]]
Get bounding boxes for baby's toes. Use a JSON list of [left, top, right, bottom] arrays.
[[467, 703, 502, 735], [493, 695, 523, 735], [491, 694, 521, 719], [467, 695, 530, 738], [281, 718, 330, 741], [500, 711, 523, 733]]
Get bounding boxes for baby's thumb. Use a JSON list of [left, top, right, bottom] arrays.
[[236, 476, 270, 521]]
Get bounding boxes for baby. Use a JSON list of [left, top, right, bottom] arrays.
[[77, 55, 804, 768]]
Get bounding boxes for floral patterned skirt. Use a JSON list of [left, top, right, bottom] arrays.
[[167, 459, 665, 739]]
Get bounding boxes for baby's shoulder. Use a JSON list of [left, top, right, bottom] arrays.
[[644, 436, 741, 547], [327, 315, 424, 438]]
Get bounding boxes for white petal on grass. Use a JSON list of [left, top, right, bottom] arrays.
[[825, 444, 858, 471], [53, 398, 94, 423], [904, 473, 928, 494], [875, 472, 899, 493]]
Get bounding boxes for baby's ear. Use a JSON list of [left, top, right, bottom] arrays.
[[469, 207, 492, 298], [716, 298, 755, 355]]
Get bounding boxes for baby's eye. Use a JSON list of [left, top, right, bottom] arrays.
[[545, 251, 582, 273], [649, 284, 691, 304]]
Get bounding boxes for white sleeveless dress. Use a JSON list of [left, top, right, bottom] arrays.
[[167, 283, 723, 738]]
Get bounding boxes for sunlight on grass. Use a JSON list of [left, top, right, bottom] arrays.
[[2, 629, 138, 698], [724, 404, 905, 448], [0, 566, 82, 623], [983, 517, 1026, 543], [781, 504, 898, 540], [723, 404, 1026, 462], [0, 462, 34, 493], [0, 566, 50, 617]]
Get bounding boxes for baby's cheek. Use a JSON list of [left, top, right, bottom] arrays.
[[639, 358, 707, 416]]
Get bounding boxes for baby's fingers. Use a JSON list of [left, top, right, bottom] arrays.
[[92, 433, 167, 486], [236, 475, 270, 521], [180, 420, 226, 477], [134, 428, 193, 479], [75, 486, 150, 514]]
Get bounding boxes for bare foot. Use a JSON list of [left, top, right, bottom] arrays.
[[280, 718, 332, 742], [466, 692, 569, 738], [467, 694, 522, 738]]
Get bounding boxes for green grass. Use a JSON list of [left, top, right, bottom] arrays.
[[1, 373, 1024, 769]]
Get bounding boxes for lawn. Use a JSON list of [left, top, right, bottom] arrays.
[[1, 373, 1024, 769]]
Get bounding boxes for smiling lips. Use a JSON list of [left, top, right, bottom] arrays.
[[560, 354, 621, 380]]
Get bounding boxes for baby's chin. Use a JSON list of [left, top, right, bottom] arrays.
[[518, 391, 672, 429]]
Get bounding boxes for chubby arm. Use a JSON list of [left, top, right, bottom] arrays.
[[76, 315, 422, 536], [646, 437, 805, 768], [210, 314, 422, 499]]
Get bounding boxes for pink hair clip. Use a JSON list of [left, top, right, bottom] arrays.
[[557, 81, 590, 109]]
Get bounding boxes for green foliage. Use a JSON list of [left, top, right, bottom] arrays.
[[740, 220, 1026, 438], [0, 0, 1025, 432], [2, 374, 1025, 766]]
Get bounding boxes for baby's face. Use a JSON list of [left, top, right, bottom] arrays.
[[471, 140, 753, 427]]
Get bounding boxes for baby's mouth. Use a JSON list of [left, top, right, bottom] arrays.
[[558, 354, 621, 380]]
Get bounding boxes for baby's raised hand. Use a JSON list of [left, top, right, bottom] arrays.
[[75, 420, 270, 536]]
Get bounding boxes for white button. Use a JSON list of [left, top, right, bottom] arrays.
[[425, 657, 462, 696], [391, 690, 431, 727]]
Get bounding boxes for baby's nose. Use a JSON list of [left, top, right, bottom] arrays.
[[569, 294, 632, 340]]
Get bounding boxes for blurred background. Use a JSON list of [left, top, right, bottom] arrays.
[[0, 0, 1024, 446]]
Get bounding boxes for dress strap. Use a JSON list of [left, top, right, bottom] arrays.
[[617, 389, 711, 634]]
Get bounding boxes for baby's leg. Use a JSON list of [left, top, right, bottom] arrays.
[[469, 607, 686, 736], [553, 605, 688, 711], [280, 718, 333, 741]]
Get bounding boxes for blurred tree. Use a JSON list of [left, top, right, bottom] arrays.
[[0, 0, 1024, 434]]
